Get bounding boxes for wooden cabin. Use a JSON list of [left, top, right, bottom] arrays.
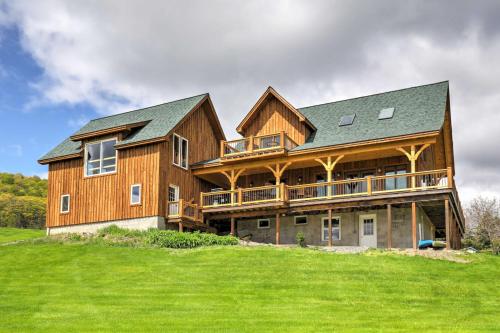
[[39, 81, 464, 250]]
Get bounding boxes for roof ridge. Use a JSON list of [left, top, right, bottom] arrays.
[[87, 93, 208, 122], [298, 81, 449, 111]]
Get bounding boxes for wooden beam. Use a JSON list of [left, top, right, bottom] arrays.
[[412, 202, 417, 250], [179, 222, 184, 233], [445, 199, 450, 250], [328, 209, 333, 247], [193, 135, 438, 175], [387, 204, 392, 249], [275, 213, 281, 245], [230, 217, 235, 236]]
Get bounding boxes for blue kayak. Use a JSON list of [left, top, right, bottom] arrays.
[[418, 240, 434, 249]]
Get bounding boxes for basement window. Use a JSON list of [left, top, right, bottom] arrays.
[[257, 219, 270, 229], [173, 133, 189, 169], [322, 217, 341, 241], [294, 216, 308, 225], [130, 184, 141, 205], [85, 138, 117, 176], [378, 107, 395, 120], [60, 194, 70, 214], [339, 114, 356, 126]]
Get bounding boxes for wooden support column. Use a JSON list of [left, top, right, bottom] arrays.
[[265, 162, 292, 200], [275, 213, 281, 245], [315, 155, 344, 198], [445, 199, 451, 250], [412, 202, 417, 250], [328, 209, 333, 247], [221, 168, 246, 206], [387, 204, 392, 249], [396, 144, 430, 189], [179, 222, 184, 232], [230, 217, 235, 236]]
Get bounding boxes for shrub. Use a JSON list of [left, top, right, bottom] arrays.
[[146, 230, 238, 249], [296, 232, 306, 247]]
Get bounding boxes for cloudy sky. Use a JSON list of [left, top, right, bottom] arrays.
[[0, 0, 499, 203]]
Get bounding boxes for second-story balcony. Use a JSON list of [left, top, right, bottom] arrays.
[[220, 132, 298, 161]]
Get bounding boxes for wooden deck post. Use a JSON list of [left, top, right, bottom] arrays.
[[447, 167, 454, 188], [314, 155, 344, 198], [275, 213, 280, 245], [412, 202, 417, 250], [445, 199, 450, 250], [248, 135, 254, 153], [220, 140, 225, 158], [230, 217, 235, 236], [178, 199, 184, 218], [328, 209, 333, 247], [179, 222, 184, 232], [396, 144, 430, 190], [387, 204, 392, 249]]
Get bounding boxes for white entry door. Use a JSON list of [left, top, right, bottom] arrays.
[[359, 214, 377, 247]]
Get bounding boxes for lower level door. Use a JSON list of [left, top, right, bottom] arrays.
[[359, 214, 377, 247]]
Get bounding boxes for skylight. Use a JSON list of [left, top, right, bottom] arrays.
[[378, 107, 395, 120], [339, 114, 356, 126]]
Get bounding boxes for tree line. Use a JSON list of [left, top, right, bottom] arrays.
[[0, 173, 47, 229]]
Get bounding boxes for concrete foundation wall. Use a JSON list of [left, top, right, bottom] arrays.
[[236, 206, 434, 248], [46, 216, 166, 235]]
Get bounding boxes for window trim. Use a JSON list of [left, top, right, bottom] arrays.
[[130, 184, 142, 206], [168, 184, 180, 202], [257, 218, 270, 229], [84, 137, 118, 178], [172, 133, 189, 170], [294, 215, 308, 225], [321, 216, 341, 241], [60, 194, 70, 214]]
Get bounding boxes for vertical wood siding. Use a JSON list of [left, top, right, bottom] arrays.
[[242, 95, 310, 145], [46, 143, 161, 227], [158, 101, 221, 216]]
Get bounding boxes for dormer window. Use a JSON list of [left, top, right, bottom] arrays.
[[85, 138, 117, 176], [173, 134, 188, 169]]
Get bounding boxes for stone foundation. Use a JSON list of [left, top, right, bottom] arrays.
[[46, 216, 166, 235]]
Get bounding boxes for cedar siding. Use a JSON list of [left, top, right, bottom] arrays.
[[241, 94, 311, 145], [46, 143, 161, 227]]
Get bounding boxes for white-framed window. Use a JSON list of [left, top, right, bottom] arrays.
[[60, 194, 70, 213], [322, 217, 341, 241], [294, 215, 308, 225], [85, 138, 117, 176], [168, 185, 180, 216], [172, 134, 188, 169], [257, 219, 270, 229], [130, 184, 141, 205]]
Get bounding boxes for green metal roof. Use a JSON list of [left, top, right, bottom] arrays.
[[39, 94, 207, 162], [193, 81, 449, 166], [292, 81, 448, 151]]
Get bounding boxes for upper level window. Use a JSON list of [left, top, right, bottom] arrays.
[[85, 138, 117, 176], [173, 134, 188, 169]]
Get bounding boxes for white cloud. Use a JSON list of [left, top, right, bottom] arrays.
[[1, 0, 500, 203]]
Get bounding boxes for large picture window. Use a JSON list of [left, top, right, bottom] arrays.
[[85, 138, 117, 176], [173, 134, 188, 169], [385, 166, 407, 190], [322, 217, 341, 241]]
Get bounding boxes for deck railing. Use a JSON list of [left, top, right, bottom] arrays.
[[168, 199, 200, 221], [200, 169, 452, 209], [220, 132, 298, 159]]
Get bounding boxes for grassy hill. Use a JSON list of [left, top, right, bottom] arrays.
[[0, 229, 499, 332], [0, 172, 47, 229]]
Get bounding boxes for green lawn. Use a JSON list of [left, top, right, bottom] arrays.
[[0, 227, 45, 243], [0, 230, 498, 332]]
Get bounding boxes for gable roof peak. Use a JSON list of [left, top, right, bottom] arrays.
[[236, 86, 316, 134]]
